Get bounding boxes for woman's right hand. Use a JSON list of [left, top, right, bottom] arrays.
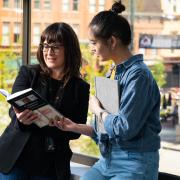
[[51, 117, 77, 132], [13, 107, 38, 125]]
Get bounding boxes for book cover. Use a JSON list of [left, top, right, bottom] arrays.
[[0, 88, 63, 128], [95, 76, 120, 114]]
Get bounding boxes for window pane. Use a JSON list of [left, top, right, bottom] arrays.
[[33, 23, 41, 45], [73, 0, 79, 11], [89, 0, 96, 13], [14, 0, 22, 9], [13, 22, 21, 43], [34, 0, 40, 9], [2, 22, 10, 46], [0, 0, 23, 133], [3, 0, 9, 8], [44, 0, 51, 10], [62, 0, 69, 12], [98, 0, 105, 11]]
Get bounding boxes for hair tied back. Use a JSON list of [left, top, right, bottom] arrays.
[[110, 0, 125, 15]]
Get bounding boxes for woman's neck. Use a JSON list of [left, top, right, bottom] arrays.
[[112, 47, 132, 65], [51, 69, 64, 80]]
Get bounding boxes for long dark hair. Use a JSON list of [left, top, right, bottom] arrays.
[[89, 0, 131, 46], [37, 22, 82, 85]]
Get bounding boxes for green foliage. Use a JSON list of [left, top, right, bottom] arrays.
[[80, 43, 112, 94], [0, 102, 10, 135], [149, 59, 166, 88], [70, 135, 100, 157], [0, 50, 19, 92], [79, 43, 113, 157]]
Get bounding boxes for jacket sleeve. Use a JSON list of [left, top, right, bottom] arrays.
[[9, 65, 39, 131]]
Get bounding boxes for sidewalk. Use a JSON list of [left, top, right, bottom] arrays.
[[159, 123, 180, 176], [160, 122, 180, 151]]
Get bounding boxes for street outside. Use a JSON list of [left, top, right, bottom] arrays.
[[159, 122, 180, 176]]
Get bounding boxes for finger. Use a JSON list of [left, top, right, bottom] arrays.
[[19, 111, 37, 124]]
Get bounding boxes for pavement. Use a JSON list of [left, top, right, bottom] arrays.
[[159, 122, 180, 176], [160, 122, 180, 151]]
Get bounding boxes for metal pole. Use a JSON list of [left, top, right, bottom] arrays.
[[129, 0, 135, 52], [22, 0, 31, 65]]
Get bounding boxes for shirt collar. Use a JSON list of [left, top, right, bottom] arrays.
[[116, 54, 143, 71]]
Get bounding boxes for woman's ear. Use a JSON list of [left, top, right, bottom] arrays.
[[108, 35, 118, 50]]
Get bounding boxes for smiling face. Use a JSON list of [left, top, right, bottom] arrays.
[[42, 40, 65, 71], [88, 28, 111, 62]]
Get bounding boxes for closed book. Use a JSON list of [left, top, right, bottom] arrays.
[[94, 76, 120, 133], [95, 76, 120, 114]]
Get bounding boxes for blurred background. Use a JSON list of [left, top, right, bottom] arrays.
[[0, 0, 180, 176]]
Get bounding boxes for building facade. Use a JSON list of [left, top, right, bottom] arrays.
[[0, 0, 180, 88]]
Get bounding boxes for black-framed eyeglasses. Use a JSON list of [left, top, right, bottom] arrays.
[[40, 43, 63, 54]]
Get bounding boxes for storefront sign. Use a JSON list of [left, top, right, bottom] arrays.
[[139, 34, 180, 49]]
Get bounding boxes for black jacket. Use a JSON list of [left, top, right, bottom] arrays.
[[0, 65, 90, 179]]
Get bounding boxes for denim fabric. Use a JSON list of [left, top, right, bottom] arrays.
[[81, 146, 159, 180], [0, 167, 57, 180], [102, 54, 161, 152]]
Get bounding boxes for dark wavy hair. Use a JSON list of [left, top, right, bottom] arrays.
[[37, 22, 82, 85], [89, 0, 131, 46]]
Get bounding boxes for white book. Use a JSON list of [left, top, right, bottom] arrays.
[[0, 88, 63, 128], [94, 77, 120, 133], [95, 76, 120, 114]]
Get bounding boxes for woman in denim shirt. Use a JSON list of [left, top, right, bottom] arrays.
[[53, 1, 161, 180]]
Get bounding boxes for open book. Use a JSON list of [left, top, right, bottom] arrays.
[[0, 88, 63, 128], [94, 76, 120, 133]]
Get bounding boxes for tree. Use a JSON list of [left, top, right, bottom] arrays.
[[149, 59, 166, 88]]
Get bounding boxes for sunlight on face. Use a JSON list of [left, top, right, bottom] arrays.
[[43, 40, 65, 70], [88, 28, 111, 62]]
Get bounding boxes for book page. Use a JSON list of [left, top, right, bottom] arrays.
[[37, 105, 63, 122], [33, 110, 50, 128], [0, 89, 10, 98], [7, 88, 32, 101]]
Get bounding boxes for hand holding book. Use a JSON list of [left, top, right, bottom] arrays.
[[13, 108, 39, 125], [0, 88, 63, 128]]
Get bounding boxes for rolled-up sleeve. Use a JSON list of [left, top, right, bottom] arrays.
[[104, 70, 152, 140]]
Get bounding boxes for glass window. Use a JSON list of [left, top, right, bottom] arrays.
[[0, 0, 23, 133], [14, 0, 22, 9], [3, 0, 9, 8], [72, 23, 80, 36], [89, 0, 96, 13], [44, 0, 51, 10], [62, 0, 69, 12], [2, 22, 10, 46], [13, 22, 21, 43], [98, 0, 105, 11], [33, 23, 41, 46], [34, 0, 40, 9], [73, 0, 79, 11]]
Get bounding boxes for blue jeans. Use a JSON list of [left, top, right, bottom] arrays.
[[0, 167, 57, 180], [80, 146, 159, 180]]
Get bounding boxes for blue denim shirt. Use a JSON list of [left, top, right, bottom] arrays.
[[94, 54, 161, 153]]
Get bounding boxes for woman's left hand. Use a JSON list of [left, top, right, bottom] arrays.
[[89, 95, 103, 116]]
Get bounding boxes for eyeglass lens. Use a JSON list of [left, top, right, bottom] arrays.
[[42, 43, 63, 54]]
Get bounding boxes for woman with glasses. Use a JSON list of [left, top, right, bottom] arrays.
[[52, 1, 161, 180], [0, 22, 90, 180]]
